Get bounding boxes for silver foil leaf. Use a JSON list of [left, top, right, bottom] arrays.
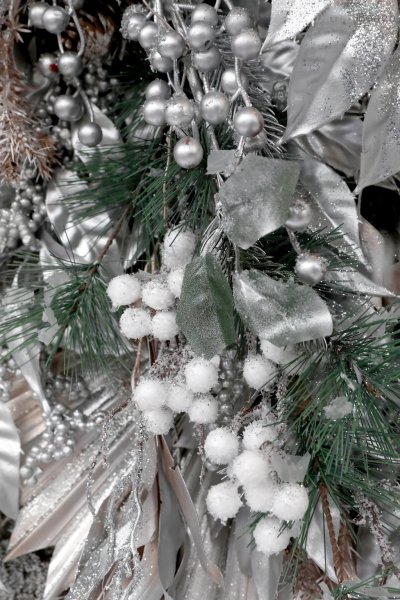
[[325, 269, 396, 298], [218, 155, 301, 249], [283, 0, 398, 140], [206, 149, 237, 176], [251, 550, 283, 600], [305, 498, 340, 582], [233, 270, 333, 345], [0, 400, 20, 519]]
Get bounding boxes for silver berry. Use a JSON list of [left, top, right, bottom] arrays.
[[192, 46, 221, 72], [123, 11, 146, 41], [29, 2, 48, 28], [78, 122, 103, 147], [221, 68, 249, 95], [200, 90, 230, 125], [138, 21, 158, 50], [233, 106, 264, 137], [54, 95, 83, 121], [143, 97, 167, 126], [38, 53, 59, 79], [58, 52, 82, 78], [191, 3, 218, 26], [165, 95, 195, 128], [157, 30, 185, 60], [295, 253, 328, 285], [42, 6, 69, 34], [145, 79, 170, 100], [286, 199, 312, 231], [173, 137, 203, 169], [225, 7, 253, 36], [231, 29, 261, 61], [187, 21, 215, 51], [150, 50, 173, 73]]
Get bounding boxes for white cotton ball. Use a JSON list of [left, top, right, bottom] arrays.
[[107, 274, 141, 308], [188, 394, 218, 424], [253, 517, 291, 556], [120, 308, 152, 339], [151, 311, 179, 341], [142, 279, 175, 310], [243, 354, 277, 389], [271, 483, 309, 521], [167, 267, 185, 298], [206, 481, 242, 523], [162, 228, 197, 269], [185, 357, 218, 393], [204, 428, 240, 465], [144, 407, 174, 434], [134, 379, 168, 411], [230, 450, 270, 486], [244, 481, 276, 512], [242, 420, 278, 450], [166, 384, 193, 412]]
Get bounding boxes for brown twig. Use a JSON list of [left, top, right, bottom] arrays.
[[319, 481, 345, 584]]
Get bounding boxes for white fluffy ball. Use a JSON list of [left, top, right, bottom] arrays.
[[144, 407, 174, 434], [185, 358, 218, 393], [142, 279, 175, 310], [151, 311, 179, 341], [206, 482, 242, 523], [204, 428, 239, 465], [244, 482, 276, 512], [107, 274, 141, 308], [272, 483, 309, 521], [167, 267, 185, 298], [243, 355, 276, 389], [242, 420, 278, 450], [230, 450, 270, 486], [166, 384, 193, 412], [253, 517, 291, 556], [134, 379, 167, 411], [120, 308, 152, 339], [188, 394, 218, 424], [162, 228, 196, 269]]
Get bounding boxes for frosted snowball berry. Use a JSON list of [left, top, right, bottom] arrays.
[[243, 355, 276, 389], [144, 407, 174, 434], [142, 279, 175, 310], [151, 311, 179, 341], [188, 394, 218, 424], [120, 308, 152, 339], [185, 357, 218, 393], [167, 267, 185, 298], [206, 482, 242, 523], [166, 384, 193, 412], [134, 379, 168, 411], [204, 428, 239, 465], [271, 483, 309, 521], [162, 228, 196, 269], [242, 420, 278, 450], [253, 517, 291, 556], [107, 274, 141, 308], [244, 482, 276, 512], [230, 450, 270, 486]]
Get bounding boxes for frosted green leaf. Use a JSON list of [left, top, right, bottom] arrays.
[[177, 254, 236, 358]]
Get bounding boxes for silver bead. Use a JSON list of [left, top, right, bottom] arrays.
[[20, 465, 33, 479], [295, 254, 328, 285], [58, 52, 82, 78], [124, 11, 146, 41], [285, 199, 312, 232], [39, 451, 52, 463], [143, 97, 167, 126], [233, 106, 264, 137], [145, 79, 170, 100], [218, 390, 230, 403], [231, 29, 261, 61], [25, 475, 38, 487], [42, 6, 69, 34], [29, 2, 48, 28], [221, 68, 248, 95], [165, 95, 194, 127], [54, 95, 84, 122], [173, 137, 203, 169], [138, 21, 158, 50], [225, 7, 253, 36], [38, 53, 59, 79], [192, 46, 221, 73], [200, 90, 229, 125], [157, 30, 185, 60], [219, 402, 233, 415], [150, 50, 173, 73], [78, 122, 103, 147], [191, 3, 218, 26], [187, 21, 215, 51], [62, 445, 73, 457]]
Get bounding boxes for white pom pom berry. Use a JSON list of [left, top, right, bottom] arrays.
[[162, 228, 196, 269], [206, 482, 242, 523], [271, 483, 309, 521], [167, 267, 185, 298], [242, 420, 278, 450], [188, 394, 218, 424], [142, 279, 175, 310], [107, 274, 141, 308], [120, 308, 152, 339], [243, 355, 276, 389], [204, 428, 239, 465], [151, 311, 179, 340], [253, 516, 291, 556], [230, 450, 270, 486], [244, 482, 276, 512], [144, 407, 174, 434], [185, 357, 218, 393], [134, 379, 167, 411], [166, 384, 193, 412]]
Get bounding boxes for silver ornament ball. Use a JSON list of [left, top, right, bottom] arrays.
[[233, 106, 264, 137], [157, 30, 185, 60], [295, 253, 327, 285], [29, 2, 48, 28], [138, 21, 158, 50], [225, 7, 252, 36], [165, 95, 195, 127], [145, 79, 170, 100], [58, 52, 82, 78], [221, 67, 248, 95], [143, 97, 167, 126], [150, 50, 173, 73], [173, 137, 203, 169], [191, 3, 218, 26], [231, 29, 261, 61], [124, 11, 146, 41], [243, 129, 267, 151], [187, 21, 215, 51], [38, 53, 59, 79], [78, 122, 103, 147], [285, 199, 312, 232], [192, 46, 221, 73], [200, 90, 230, 125], [54, 95, 83, 122], [42, 6, 69, 34]]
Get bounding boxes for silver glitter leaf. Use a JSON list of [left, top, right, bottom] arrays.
[[357, 46, 400, 191], [262, 0, 331, 49], [251, 551, 283, 600], [283, 0, 398, 140], [233, 270, 333, 345], [306, 498, 340, 582], [325, 268, 396, 298], [0, 400, 20, 519], [176, 254, 236, 359], [218, 155, 301, 250]]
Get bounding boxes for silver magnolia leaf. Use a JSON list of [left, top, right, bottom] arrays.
[[259, 40, 299, 94], [262, 0, 331, 49], [283, 0, 398, 140], [218, 155, 301, 249], [0, 401, 20, 519], [357, 46, 400, 191], [233, 270, 333, 345], [325, 268, 396, 298]]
